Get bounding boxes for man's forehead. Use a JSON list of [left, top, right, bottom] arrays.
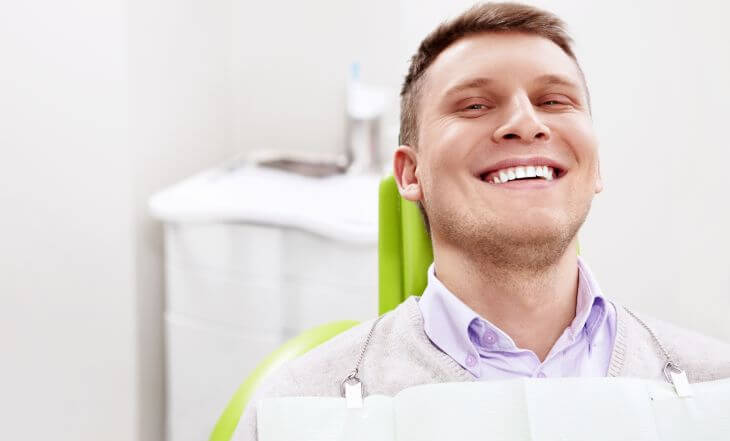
[[422, 32, 583, 98]]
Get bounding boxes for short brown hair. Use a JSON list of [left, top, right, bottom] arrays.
[[398, 2, 586, 235]]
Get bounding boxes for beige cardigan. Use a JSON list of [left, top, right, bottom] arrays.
[[233, 296, 730, 441]]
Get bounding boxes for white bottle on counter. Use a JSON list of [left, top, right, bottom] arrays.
[[346, 63, 386, 174]]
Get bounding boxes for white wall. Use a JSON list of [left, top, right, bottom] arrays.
[[231, 0, 403, 161], [0, 1, 137, 440], [1, 1, 236, 440]]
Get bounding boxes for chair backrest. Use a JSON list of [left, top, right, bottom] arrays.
[[378, 175, 433, 314]]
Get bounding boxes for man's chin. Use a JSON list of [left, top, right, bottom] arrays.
[[466, 221, 580, 271], [496, 234, 574, 270], [431, 204, 586, 268], [501, 223, 570, 245]]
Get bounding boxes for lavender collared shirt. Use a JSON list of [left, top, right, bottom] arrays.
[[419, 256, 617, 379]]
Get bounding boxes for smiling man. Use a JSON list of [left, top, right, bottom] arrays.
[[234, 3, 730, 439]]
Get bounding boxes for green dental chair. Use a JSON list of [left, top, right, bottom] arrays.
[[207, 175, 434, 441]]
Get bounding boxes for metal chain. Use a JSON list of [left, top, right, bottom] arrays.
[[340, 314, 385, 399], [342, 306, 682, 398], [352, 307, 676, 376], [621, 305, 691, 388], [346, 314, 385, 380], [341, 315, 383, 388], [622, 306, 673, 363]]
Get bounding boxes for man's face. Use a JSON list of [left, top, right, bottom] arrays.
[[396, 32, 602, 265]]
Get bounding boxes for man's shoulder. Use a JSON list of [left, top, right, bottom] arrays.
[[618, 304, 730, 382], [250, 295, 455, 397], [232, 296, 447, 440], [651, 314, 730, 381], [232, 315, 381, 441], [271, 316, 382, 396]]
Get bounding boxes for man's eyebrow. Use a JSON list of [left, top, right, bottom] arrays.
[[534, 74, 581, 90], [441, 77, 493, 99], [441, 74, 581, 100]]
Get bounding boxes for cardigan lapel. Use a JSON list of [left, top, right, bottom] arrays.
[[607, 301, 629, 377]]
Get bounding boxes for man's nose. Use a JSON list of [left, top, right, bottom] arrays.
[[492, 95, 551, 144]]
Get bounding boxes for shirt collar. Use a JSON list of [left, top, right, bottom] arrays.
[[420, 263, 483, 377], [571, 256, 608, 340], [419, 256, 609, 377]]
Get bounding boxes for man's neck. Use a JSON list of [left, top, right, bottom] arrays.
[[432, 238, 580, 362]]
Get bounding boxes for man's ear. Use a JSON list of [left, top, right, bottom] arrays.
[[393, 145, 422, 202], [595, 160, 604, 194]]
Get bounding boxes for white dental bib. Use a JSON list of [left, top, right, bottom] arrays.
[[257, 377, 730, 441]]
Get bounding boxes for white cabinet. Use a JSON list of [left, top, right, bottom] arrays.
[[151, 165, 380, 441]]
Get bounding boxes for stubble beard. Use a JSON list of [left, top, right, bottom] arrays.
[[431, 200, 591, 274]]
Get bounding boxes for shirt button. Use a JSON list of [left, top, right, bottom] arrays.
[[481, 330, 498, 347], [465, 354, 477, 367]]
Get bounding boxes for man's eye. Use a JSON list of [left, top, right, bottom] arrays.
[[464, 104, 487, 110], [540, 97, 572, 107]]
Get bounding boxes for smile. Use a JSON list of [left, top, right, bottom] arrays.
[[482, 165, 557, 184], [477, 157, 568, 187]]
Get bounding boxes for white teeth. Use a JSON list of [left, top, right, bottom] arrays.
[[487, 165, 558, 184]]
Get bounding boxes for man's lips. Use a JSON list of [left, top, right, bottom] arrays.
[[476, 157, 567, 185]]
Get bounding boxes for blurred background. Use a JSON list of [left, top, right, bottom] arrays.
[[1, 0, 729, 440]]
